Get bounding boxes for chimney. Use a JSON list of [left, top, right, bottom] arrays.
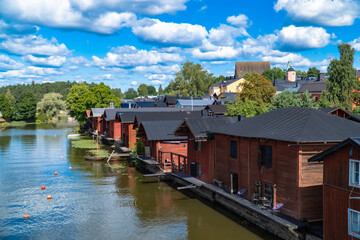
[[237, 114, 245, 121]]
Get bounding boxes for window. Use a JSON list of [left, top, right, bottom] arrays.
[[349, 209, 360, 238], [257, 146, 272, 168], [350, 159, 360, 187], [230, 140, 237, 159], [190, 162, 201, 178], [194, 141, 201, 151], [197, 163, 201, 178]]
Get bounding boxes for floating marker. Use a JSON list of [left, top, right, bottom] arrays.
[[24, 215, 29, 219], [68, 167, 72, 170], [47, 195, 52, 200], [41, 186, 46, 190], [60, 156, 64, 159], [54, 172, 58, 176]]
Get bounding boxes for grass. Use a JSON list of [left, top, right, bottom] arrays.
[[71, 139, 100, 149], [10, 121, 29, 126], [106, 162, 127, 169], [88, 149, 110, 158]]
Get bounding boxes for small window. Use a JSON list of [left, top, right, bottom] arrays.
[[350, 159, 360, 187], [349, 209, 360, 238], [194, 141, 201, 151], [230, 140, 237, 159], [257, 146, 272, 168]]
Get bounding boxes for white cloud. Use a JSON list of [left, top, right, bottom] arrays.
[[276, 25, 331, 51], [200, 6, 207, 11], [0, 55, 23, 70], [93, 73, 113, 80], [0, 66, 62, 79], [262, 52, 329, 68], [130, 81, 138, 86], [0, 0, 188, 34], [0, 20, 38, 36], [91, 45, 184, 68], [132, 18, 208, 46], [227, 14, 250, 28], [192, 46, 240, 60], [274, 0, 360, 26], [23, 55, 66, 67], [0, 35, 70, 56], [350, 37, 360, 51], [133, 64, 180, 74], [208, 24, 249, 46]]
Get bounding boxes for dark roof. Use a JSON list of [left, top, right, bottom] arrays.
[[121, 102, 135, 108], [318, 107, 340, 113], [309, 137, 360, 162], [204, 105, 228, 114], [235, 61, 270, 78], [176, 99, 214, 107], [163, 96, 178, 105], [212, 78, 239, 87], [118, 112, 137, 123], [103, 108, 122, 121], [175, 116, 237, 140], [137, 120, 187, 141], [134, 101, 156, 108], [215, 107, 360, 143], [133, 111, 202, 128], [287, 67, 295, 72], [90, 108, 107, 117], [155, 102, 167, 107], [297, 81, 326, 93], [218, 92, 237, 101]]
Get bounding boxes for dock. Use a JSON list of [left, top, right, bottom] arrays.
[[119, 147, 130, 153]]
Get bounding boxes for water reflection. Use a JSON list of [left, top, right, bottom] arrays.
[[0, 125, 275, 240]]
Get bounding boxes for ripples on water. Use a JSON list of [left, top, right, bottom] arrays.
[[0, 125, 275, 240]]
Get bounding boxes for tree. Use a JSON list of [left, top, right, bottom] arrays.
[[262, 67, 285, 81], [0, 95, 12, 120], [66, 84, 96, 123], [167, 62, 214, 97], [124, 88, 138, 99], [90, 82, 120, 108], [111, 88, 123, 99], [137, 84, 148, 96], [269, 90, 318, 110], [5, 89, 16, 106], [12, 92, 37, 121], [307, 67, 320, 77], [323, 43, 359, 110], [147, 85, 157, 96], [239, 73, 276, 107], [158, 85, 164, 95], [299, 91, 319, 108], [226, 97, 267, 117], [37, 93, 66, 118]]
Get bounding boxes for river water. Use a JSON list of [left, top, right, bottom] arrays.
[[0, 125, 276, 240]]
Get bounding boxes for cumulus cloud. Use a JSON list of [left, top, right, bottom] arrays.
[[0, 35, 71, 56], [23, 55, 66, 67], [0, 66, 62, 79], [132, 18, 208, 46], [93, 73, 113, 80], [208, 24, 249, 46], [0, 0, 188, 34], [130, 81, 138, 86], [262, 52, 329, 67], [276, 25, 331, 51], [274, 0, 360, 26], [133, 64, 180, 74], [91, 45, 184, 68], [0, 20, 38, 36], [0, 55, 23, 70], [192, 46, 240, 60], [227, 14, 251, 28], [350, 37, 360, 51]]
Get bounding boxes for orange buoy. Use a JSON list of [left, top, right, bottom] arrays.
[[68, 167, 72, 170], [24, 215, 29, 219], [47, 195, 52, 200], [54, 172, 58, 176], [54, 134, 57, 137], [60, 156, 64, 159], [41, 186, 45, 190]]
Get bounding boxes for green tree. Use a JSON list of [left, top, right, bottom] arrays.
[[0, 95, 12, 120], [66, 84, 96, 123], [137, 84, 149, 96], [269, 90, 301, 110], [158, 85, 164, 95], [13, 92, 37, 121], [299, 91, 319, 108], [147, 85, 157, 96], [90, 82, 120, 107], [168, 62, 214, 97], [307, 67, 320, 77], [262, 67, 285, 81], [226, 98, 267, 117], [37, 93, 66, 118], [124, 88, 138, 99], [5, 89, 16, 106], [111, 88, 123, 99], [323, 43, 359, 110]]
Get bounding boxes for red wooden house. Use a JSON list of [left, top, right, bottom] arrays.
[[103, 108, 122, 139], [309, 138, 360, 240], [137, 120, 188, 172], [174, 117, 237, 183], [117, 112, 137, 149], [212, 107, 360, 221], [297, 81, 326, 102], [90, 108, 107, 133]]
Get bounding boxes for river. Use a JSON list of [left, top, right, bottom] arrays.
[[0, 125, 276, 240]]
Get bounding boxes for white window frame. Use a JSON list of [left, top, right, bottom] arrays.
[[349, 208, 360, 238], [349, 159, 360, 187]]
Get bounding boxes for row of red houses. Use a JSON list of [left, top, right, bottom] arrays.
[[87, 105, 360, 239]]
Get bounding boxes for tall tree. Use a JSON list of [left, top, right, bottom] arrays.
[[66, 84, 96, 123], [137, 84, 148, 96], [5, 89, 16, 106], [0, 95, 12, 120], [111, 88, 123, 99], [269, 89, 318, 110], [323, 43, 359, 110], [147, 85, 157, 96], [158, 85, 164, 95], [307, 67, 320, 77], [12, 92, 37, 121], [262, 67, 285, 81], [226, 98, 267, 117], [37, 93, 66, 118], [124, 88, 138, 99], [168, 62, 214, 97], [90, 82, 120, 107]]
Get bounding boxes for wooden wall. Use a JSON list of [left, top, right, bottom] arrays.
[[122, 123, 137, 149], [187, 139, 213, 183]]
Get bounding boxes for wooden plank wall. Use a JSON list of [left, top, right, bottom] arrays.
[[187, 139, 213, 183]]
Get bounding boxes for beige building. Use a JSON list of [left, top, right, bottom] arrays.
[[286, 67, 296, 82]]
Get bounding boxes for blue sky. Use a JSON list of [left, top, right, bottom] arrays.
[[0, 0, 359, 91]]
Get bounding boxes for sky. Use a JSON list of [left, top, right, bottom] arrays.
[[0, 0, 360, 91]]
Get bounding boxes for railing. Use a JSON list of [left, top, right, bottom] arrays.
[[158, 150, 187, 173]]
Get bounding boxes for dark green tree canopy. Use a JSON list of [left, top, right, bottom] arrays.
[[307, 67, 320, 78], [137, 84, 148, 96], [147, 85, 157, 96], [13, 92, 37, 121], [269, 90, 318, 110], [124, 88, 138, 99], [158, 85, 164, 95], [0, 95, 12, 120], [262, 67, 285, 81]]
